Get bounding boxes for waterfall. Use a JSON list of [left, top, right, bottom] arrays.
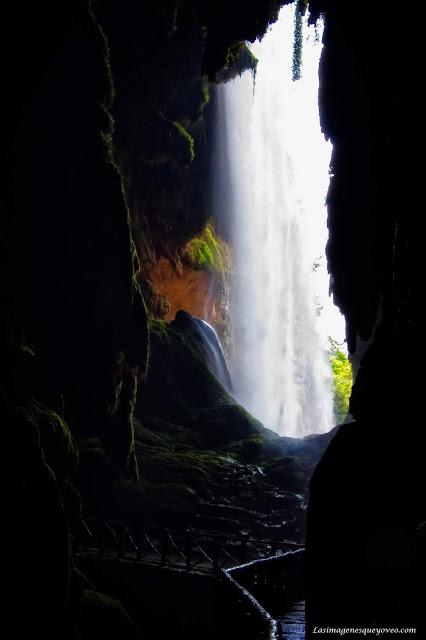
[[173, 310, 233, 394], [214, 5, 343, 437]]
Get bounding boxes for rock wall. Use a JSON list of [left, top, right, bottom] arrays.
[[306, 1, 423, 634], [0, 2, 287, 636], [1, 0, 422, 636], [1, 1, 148, 635], [93, 1, 263, 322]]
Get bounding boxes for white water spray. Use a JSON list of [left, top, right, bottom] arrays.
[[215, 6, 345, 437]]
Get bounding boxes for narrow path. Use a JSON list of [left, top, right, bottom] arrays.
[[279, 599, 305, 640]]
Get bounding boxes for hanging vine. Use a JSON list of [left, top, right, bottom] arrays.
[[292, 0, 307, 81]]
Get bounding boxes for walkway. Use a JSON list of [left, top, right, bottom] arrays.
[[279, 600, 305, 640], [75, 518, 306, 640]]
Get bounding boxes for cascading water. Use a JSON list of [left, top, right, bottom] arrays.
[[214, 5, 345, 437], [173, 310, 234, 393]]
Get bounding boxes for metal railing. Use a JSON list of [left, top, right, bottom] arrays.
[[73, 517, 303, 574], [222, 549, 305, 639], [218, 567, 281, 639], [73, 518, 305, 639]]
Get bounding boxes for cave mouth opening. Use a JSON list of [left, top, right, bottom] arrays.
[[212, 3, 349, 438]]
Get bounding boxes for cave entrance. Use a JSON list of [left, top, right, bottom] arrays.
[[212, 3, 348, 437]]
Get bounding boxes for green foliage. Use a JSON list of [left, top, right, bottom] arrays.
[[172, 120, 195, 163], [148, 318, 171, 338], [328, 338, 353, 424], [187, 237, 213, 269], [184, 223, 230, 276]]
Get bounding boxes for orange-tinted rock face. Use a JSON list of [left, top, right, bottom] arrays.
[[148, 257, 231, 352], [149, 257, 217, 321]]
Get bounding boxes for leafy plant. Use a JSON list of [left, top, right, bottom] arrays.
[[328, 337, 353, 424], [292, 0, 308, 81]]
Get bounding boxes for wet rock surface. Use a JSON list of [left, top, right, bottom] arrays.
[[305, 2, 423, 635], [76, 312, 335, 542]]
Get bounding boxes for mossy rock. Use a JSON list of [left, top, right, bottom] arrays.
[[138, 450, 211, 489], [76, 590, 138, 640], [183, 222, 230, 277], [112, 480, 199, 525], [216, 42, 258, 83], [137, 317, 231, 424], [172, 120, 195, 164], [224, 433, 280, 461], [188, 400, 263, 447], [138, 314, 274, 450], [136, 446, 232, 495], [134, 416, 204, 449], [22, 399, 79, 484], [143, 482, 199, 513], [261, 456, 309, 492]]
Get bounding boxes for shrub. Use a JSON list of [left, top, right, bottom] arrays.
[[184, 222, 230, 276], [328, 338, 353, 424]]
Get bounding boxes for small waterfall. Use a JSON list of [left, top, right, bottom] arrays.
[[197, 318, 234, 393], [173, 310, 233, 393], [214, 6, 341, 436]]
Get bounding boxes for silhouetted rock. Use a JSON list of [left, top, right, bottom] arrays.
[[76, 590, 139, 640], [174, 310, 233, 393], [188, 400, 261, 447], [304, 1, 422, 634]]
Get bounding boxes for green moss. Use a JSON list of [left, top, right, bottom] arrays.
[[148, 317, 188, 355], [130, 238, 140, 287], [200, 76, 210, 107], [172, 120, 195, 163], [217, 42, 258, 83], [148, 318, 171, 338], [191, 400, 263, 448], [186, 237, 213, 268], [22, 399, 79, 482], [226, 42, 258, 74], [133, 416, 204, 451], [184, 222, 230, 276], [225, 433, 275, 461], [142, 316, 232, 423], [135, 427, 249, 500]]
